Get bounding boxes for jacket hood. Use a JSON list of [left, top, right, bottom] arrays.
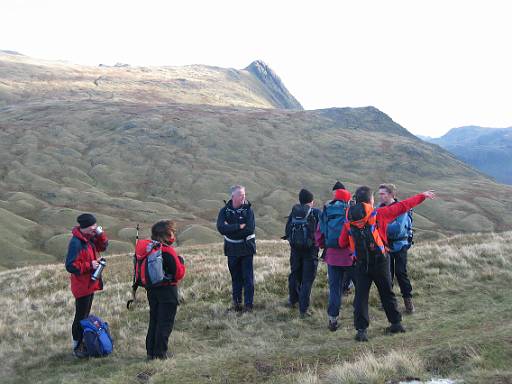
[[347, 203, 374, 228], [227, 199, 251, 210], [334, 189, 351, 202]]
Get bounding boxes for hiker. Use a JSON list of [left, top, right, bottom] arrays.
[[378, 184, 415, 313], [284, 189, 321, 318], [338, 187, 435, 341], [135, 220, 186, 360], [65, 213, 109, 358], [216, 185, 256, 312], [315, 181, 353, 331]]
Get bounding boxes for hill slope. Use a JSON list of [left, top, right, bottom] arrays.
[[1, 233, 511, 383], [1, 52, 512, 269], [425, 126, 512, 184]]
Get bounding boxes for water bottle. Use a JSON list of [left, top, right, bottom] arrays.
[[91, 258, 106, 281]]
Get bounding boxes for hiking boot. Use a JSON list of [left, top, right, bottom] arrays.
[[73, 343, 88, 359], [386, 322, 406, 334], [328, 319, 338, 332], [404, 297, 415, 314], [227, 303, 243, 313], [355, 329, 368, 342], [299, 310, 313, 319], [243, 304, 253, 313]]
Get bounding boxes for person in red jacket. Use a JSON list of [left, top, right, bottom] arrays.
[[338, 187, 435, 341], [65, 213, 108, 357], [136, 220, 186, 360]]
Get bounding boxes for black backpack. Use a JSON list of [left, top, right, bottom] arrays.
[[288, 207, 315, 250], [350, 224, 386, 272]]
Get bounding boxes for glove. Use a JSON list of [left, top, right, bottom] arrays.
[[96, 226, 103, 235]]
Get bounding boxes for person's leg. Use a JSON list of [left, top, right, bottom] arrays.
[[72, 294, 94, 347], [153, 301, 178, 359], [353, 267, 372, 331], [241, 254, 255, 309], [227, 256, 243, 307], [389, 251, 397, 286], [288, 249, 301, 305], [146, 289, 158, 358], [327, 265, 343, 320], [299, 250, 318, 314], [394, 249, 413, 299], [373, 259, 402, 327]]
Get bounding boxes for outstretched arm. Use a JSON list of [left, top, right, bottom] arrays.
[[378, 191, 435, 223]]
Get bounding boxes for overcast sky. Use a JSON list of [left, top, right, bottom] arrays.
[[2, 0, 511, 137]]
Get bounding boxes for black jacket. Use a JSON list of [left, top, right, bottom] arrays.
[[216, 200, 256, 257]]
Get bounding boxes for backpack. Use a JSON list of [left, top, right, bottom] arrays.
[[80, 315, 113, 357], [350, 223, 386, 272], [134, 241, 172, 288], [319, 200, 348, 248], [288, 207, 315, 250]]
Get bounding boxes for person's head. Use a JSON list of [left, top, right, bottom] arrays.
[[151, 220, 177, 245], [299, 188, 314, 206], [77, 213, 97, 236], [230, 185, 246, 208], [354, 186, 374, 206], [378, 184, 397, 206], [332, 181, 346, 200]]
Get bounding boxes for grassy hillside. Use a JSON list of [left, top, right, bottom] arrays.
[[1, 51, 512, 269], [1, 232, 511, 383]]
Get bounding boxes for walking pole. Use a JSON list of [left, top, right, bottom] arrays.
[[126, 224, 139, 309]]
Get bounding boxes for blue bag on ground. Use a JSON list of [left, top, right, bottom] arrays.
[[80, 315, 113, 357]]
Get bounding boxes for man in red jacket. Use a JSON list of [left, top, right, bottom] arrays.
[[338, 187, 435, 341], [65, 213, 108, 357]]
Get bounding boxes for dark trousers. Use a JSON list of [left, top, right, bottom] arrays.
[[389, 248, 413, 298], [146, 287, 178, 359], [227, 254, 254, 307], [353, 257, 402, 330], [72, 294, 94, 343], [288, 248, 319, 313], [327, 265, 353, 318]]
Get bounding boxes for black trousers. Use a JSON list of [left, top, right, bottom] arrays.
[[353, 256, 402, 330], [146, 286, 178, 359], [288, 247, 319, 313], [72, 294, 94, 342], [389, 248, 413, 298]]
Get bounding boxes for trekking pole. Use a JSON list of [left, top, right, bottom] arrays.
[[126, 224, 139, 310]]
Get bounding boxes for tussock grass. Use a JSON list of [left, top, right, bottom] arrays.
[[1, 233, 512, 383]]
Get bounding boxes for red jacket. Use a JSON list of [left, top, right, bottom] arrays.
[[135, 239, 186, 286], [65, 226, 109, 298], [338, 193, 426, 255]]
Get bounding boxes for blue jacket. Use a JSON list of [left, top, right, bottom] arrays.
[[216, 200, 256, 257], [386, 206, 412, 253]]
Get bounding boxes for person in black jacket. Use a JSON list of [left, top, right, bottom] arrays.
[[284, 189, 321, 318], [216, 185, 256, 312], [135, 220, 186, 360]]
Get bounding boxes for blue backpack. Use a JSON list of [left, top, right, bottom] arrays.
[[80, 315, 113, 357], [319, 200, 348, 248]]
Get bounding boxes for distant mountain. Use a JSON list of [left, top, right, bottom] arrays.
[[1, 51, 512, 269], [425, 126, 512, 184]]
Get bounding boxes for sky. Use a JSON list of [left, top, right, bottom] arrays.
[[1, 0, 511, 137]]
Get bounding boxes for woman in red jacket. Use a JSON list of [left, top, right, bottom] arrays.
[[136, 220, 186, 360], [338, 187, 436, 342], [65, 213, 109, 357]]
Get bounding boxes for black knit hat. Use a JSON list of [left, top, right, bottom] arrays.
[[299, 189, 314, 205], [77, 213, 96, 228], [332, 181, 345, 191]]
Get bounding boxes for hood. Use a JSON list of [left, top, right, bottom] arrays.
[[347, 203, 374, 228], [334, 189, 351, 202]]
